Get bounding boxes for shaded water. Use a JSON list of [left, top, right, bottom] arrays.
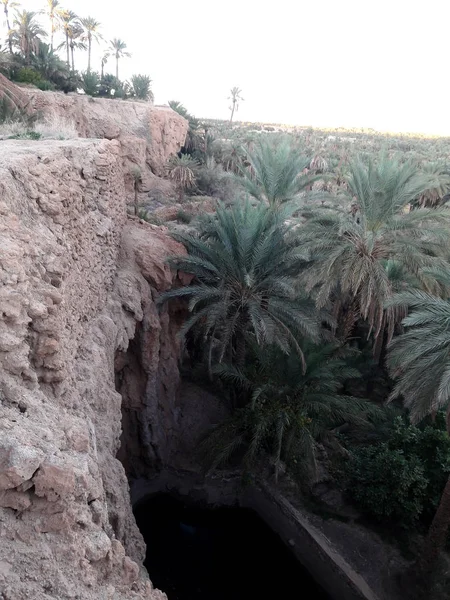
[[134, 493, 332, 600]]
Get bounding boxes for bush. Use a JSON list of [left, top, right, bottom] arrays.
[[195, 162, 237, 202], [343, 416, 450, 527], [344, 444, 428, 526], [81, 71, 100, 97], [15, 67, 42, 86], [36, 79, 55, 91], [130, 74, 154, 101]]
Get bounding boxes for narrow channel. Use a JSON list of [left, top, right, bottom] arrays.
[[134, 493, 332, 600]]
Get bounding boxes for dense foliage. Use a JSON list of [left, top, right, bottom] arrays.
[[158, 120, 450, 583]]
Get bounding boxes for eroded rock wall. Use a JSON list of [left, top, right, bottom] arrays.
[[25, 89, 188, 200], [0, 139, 184, 599]]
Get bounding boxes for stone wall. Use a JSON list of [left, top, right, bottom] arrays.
[[0, 139, 185, 600]]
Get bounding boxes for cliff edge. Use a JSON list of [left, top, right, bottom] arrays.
[[0, 139, 184, 599]]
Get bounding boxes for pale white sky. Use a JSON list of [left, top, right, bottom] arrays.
[[10, 0, 450, 135]]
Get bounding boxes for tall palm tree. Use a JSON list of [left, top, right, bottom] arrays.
[[301, 155, 450, 351], [108, 38, 130, 80], [68, 22, 86, 71], [207, 342, 377, 479], [1, 0, 18, 53], [237, 138, 313, 206], [10, 10, 47, 63], [57, 9, 78, 68], [387, 291, 450, 577], [80, 16, 103, 72], [46, 0, 60, 51], [160, 201, 324, 371], [100, 51, 109, 79], [228, 86, 243, 123]]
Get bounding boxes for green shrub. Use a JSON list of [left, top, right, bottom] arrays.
[[176, 209, 192, 223], [36, 79, 55, 91], [343, 416, 450, 527], [15, 67, 42, 85], [81, 71, 100, 97], [344, 444, 428, 526], [130, 74, 154, 101]]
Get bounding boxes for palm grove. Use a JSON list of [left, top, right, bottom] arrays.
[[157, 124, 450, 593], [0, 0, 153, 100]]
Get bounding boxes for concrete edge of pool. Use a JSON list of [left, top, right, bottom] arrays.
[[131, 471, 382, 600]]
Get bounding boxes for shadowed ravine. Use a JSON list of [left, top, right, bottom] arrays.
[[134, 494, 332, 600]]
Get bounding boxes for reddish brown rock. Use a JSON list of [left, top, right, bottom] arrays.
[[0, 139, 184, 599]]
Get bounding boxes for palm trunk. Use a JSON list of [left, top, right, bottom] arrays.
[[87, 36, 92, 72], [65, 32, 70, 67], [4, 8, 12, 54], [50, 15, 54, 50], [235, 330, 246, 370], [230, 101, 235, 123], [71, 43, 75, 71], [101, 61, 104, 79], [115, 55, 119, 80]]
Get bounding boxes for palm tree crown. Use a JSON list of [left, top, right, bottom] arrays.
[[301, 154, 450, 345], [80, 16, 103, 72], [388, 291, 450, 424], [237, 138, 312, 206], [160, 200, 324, 368], [10, 9, 47, 62], [2, 0, 18, 53], [46, 0, 60, 50], [57, 8, 78, 67], [207, 342, 376, 479], [108, 37, 130, 80]]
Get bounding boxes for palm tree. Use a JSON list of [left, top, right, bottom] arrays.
[[206, 342, 377, 479], [414, 162, 450, 208], [237, 138, 313, 206], [228, 86, 243, 123], [10, 10, 47, 63], [166, 154, 198, 200], [1, 0, 18, 53], [80, 16, 103, 72], [387, 291, 450, 578], [301, 154, 450, 351], [108, 38, 130, 80], [160, 201, 324, 371], [46, 0, 60, 51], [100, 51, 109, 79], [57, 9, 78, 68]]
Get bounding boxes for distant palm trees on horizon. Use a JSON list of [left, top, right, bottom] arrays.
[[2, 1, 131, 77]]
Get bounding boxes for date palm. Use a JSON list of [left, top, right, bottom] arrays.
[[237, 138, 313, 206], [46, 0, 60, 50], [160, 200, 324, 370], [108, 37, 130, 80], [1, 0, 18, 53], [301, 154, 450, 349], [206, 342, 376, 480], [387, 291, 450, 578], [228, 86, 243, 123], [166, 154, 198, 199], [57, 9, 78, 68], [80, 16, 103, 72], [10, 10, 47, 63]]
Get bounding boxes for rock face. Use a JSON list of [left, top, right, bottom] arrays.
[[24, 87, 188, 201], [0, 139, 186, 599]]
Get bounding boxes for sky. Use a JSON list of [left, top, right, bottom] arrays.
[[9, 0, 450, 135]]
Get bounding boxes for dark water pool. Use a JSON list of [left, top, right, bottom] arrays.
[[133, 493, 331, 600]]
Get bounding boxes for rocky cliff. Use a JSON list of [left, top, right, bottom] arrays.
[[23, 88, 188, 203], [0, 136, 186, 599]]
